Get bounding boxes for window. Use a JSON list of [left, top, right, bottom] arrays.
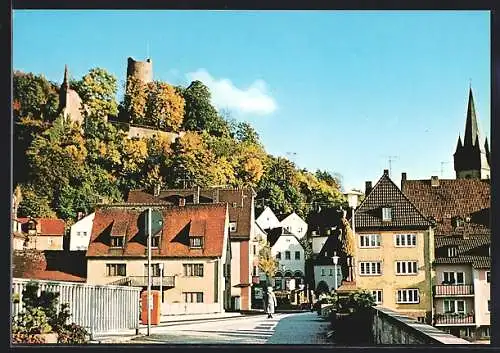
[[395, 261, 418, 275], [285, 251, 291, 260], [106, 264, 126, 276], [276, 252, 281, 260], [298, 227, 302, 233], [447, 246, 457, 257], [321, 269, 325, 276], [183, 264, 204, 277], [360, 234, 381, 248], [443, 271, 465, 285], [295, 251, 300, 260], [396, 289, 419, 304], [110, 236, 124, 247], [229, 222, 237, 232], [486, 271, 491, 283], [144, 263, 161, 277], [189, 236, 204, 248], [151, 232, 161, 248], [47, 238, 53, 246], [253, 245, 257, 255], [183, 292, 203, 303], [371, 290, 383, 304], [253, 266, 258, 276], [394, 234, 417, 247], [488, 300, 491, 312], [76, 231, 81, 237], [382, 207, 392, 222], [329, 268, 333, 276], [359, 262, 382, 275], [444, 299, 466, 314], [82, 231, 87, 237]]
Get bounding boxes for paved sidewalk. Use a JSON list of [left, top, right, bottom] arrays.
[[92, 312, 244, 344]]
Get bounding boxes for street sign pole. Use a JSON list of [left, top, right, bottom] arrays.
[[147, 207, 152, 336]]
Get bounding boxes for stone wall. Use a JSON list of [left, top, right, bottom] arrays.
[[372, 306, 471, 344]]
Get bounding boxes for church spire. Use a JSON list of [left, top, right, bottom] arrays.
[[463, 87, 479, 147], [63, 64, 69, 89]]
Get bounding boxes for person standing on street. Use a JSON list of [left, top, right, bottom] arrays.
[[265, 286, 277, 319]]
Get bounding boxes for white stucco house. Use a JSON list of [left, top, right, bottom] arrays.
[[69, 212, 95, 251], [255, 206, 281, 231], [268, 227, 305, 290], [279, 212, 308, 239]]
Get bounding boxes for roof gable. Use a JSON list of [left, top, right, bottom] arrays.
[[355, 171, 431, 230]]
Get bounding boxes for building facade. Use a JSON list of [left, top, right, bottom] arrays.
[[86, 203, 232, 315], [126, 186, 255, 311], [15, 217, 65, 251], [69, 213, 95, 251], [255, 206, 281, 231], [354, 170, 434, 322], [279, 212, 308, 239]]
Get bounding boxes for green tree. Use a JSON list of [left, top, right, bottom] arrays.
[[13, 71, 60, 122], [72, 68, 119, 119], [235, 121, 261, 145], [258, 240, 278, 286], [123, 76, 148, 123], [180, 80, 230, 137], [17, 184, 56, 218]]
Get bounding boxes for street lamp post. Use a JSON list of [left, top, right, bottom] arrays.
[[332, 251, 339, 291]]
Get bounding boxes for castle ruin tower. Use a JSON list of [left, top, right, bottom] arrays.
[[126, 57, 153, 84], [453, 86, 490, 179]]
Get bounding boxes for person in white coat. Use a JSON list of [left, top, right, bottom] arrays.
[[265, 286, 277, 318]]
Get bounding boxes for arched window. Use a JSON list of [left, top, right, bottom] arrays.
[[284, 271, 293, 278], [274, 271, 283, 278], [294, 270, 303, 278]]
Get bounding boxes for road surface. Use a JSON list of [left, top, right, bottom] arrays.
[[130, 312, 332, 344]]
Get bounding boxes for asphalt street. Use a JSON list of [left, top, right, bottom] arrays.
[[129, 312, 332, 344]]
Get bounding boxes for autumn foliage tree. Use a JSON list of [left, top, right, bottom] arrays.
[[258, 240, 278, 286]]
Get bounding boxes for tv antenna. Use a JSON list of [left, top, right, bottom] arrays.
[[386, 155, 399, 176]]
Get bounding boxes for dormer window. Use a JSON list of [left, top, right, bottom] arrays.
[[229, 222, 237, 233], [382, 207, 392, 222], [190, 236, 204, 249], [447, 246, 457, 257], [110, 236, 124, 248], [151, 232, 161, 248]]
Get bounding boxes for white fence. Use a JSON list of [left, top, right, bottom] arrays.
[[12, 278, 141, 336]]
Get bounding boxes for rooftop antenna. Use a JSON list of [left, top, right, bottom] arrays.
[[386, 155, 399, 176]]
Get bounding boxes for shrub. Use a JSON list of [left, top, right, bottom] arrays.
[[12, 281, 89, 344]]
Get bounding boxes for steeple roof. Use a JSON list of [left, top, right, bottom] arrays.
[[62, 64, 69, 89], [463, 87, 480, 147]]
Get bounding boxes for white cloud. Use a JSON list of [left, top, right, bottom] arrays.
[[186, 69, 277, 116]]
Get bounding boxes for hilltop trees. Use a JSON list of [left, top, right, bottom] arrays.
[[13, 67, 346, 222]]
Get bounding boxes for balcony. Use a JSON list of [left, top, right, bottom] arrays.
[[110, 276, 175, 287], [433, 284, 474, 297], [433, 313, 475, 326]]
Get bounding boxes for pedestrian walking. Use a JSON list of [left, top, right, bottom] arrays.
[[265, 286, 277, 319]]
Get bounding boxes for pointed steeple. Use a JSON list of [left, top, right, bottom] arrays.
[[463, 87, 479, 147], [455, 135, 463, 151], [62, 64, 69, 89]]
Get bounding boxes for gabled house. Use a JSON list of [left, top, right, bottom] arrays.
[[354, 170, 434, 323], [278, 212, 308, 239], [86, 203, 232, 315], [402, 175, 491, 341], [69, 212, 95, 251], [255, 206, 281, 231], [126, 187, 255, 311], [15, 217, 66, 251], [268, 227, 305, 292]]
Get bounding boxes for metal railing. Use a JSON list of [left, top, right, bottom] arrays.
[[433, 313, 475, 325], [12, 278, 141, 336], [433, 284, 474, 296]]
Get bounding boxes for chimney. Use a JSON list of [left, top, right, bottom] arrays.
[[153, 184, 161, 197], [179, 197, 186, 207], [402, 172, 407, 182], [431, 176, 440, 187], [365, 181, 372, 195], [383, 169, 389, 176], [194, 186, 200, 204]]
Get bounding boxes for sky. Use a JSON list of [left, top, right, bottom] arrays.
[[13, 10, 491, 192]]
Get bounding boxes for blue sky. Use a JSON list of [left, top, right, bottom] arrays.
[[13, 10, 491, 192]]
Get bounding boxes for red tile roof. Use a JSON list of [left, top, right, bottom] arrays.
[[16, 218, 65, 236], [126, 187, 255, 239], [86, 203, 228, 258], [402, 178, 490, 236]]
